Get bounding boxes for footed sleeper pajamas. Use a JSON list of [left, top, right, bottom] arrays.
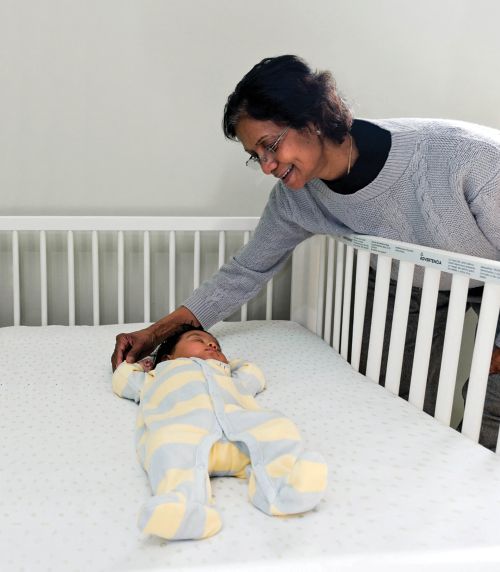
[[112, 357, 328, 540]]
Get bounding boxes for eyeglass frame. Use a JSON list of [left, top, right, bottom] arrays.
[[245, 126, 290, 169]]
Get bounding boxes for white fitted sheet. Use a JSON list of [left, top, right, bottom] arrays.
[[2, 320, 500, 572]]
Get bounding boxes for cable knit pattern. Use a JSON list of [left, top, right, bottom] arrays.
[[184, 118, 500, 331]]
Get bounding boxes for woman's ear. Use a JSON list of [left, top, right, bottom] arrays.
[[301, 123, 321, 140]]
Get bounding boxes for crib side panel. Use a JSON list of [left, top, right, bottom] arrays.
[[291, 234, 500, 450], [0, 216, 292, 327]]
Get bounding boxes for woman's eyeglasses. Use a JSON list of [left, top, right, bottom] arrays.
[[245, 127, 289, 170]]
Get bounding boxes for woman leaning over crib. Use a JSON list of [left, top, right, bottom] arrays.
[[112, 54, 500, 450]]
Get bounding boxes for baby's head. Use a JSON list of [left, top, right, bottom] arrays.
[[154, 324, 228, 366]]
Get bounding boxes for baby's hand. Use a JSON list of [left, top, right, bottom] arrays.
[[138, 357, 154, 372]]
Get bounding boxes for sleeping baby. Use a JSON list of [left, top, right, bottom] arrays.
[[112, 324, 327, 540]]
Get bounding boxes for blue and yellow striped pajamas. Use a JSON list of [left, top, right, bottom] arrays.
[[112, 357, 327, 540]]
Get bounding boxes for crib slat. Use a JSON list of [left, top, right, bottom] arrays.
[[408, 267, 441, 410], [340, 245, 354, 360], [241, 231, 250, 321], [118, 230, 125, 324], [12, 230, 20, 326], [332, 241, 345, 352], [40, 230, 48, 326], [351, 249, 370, 371], [385, 261, 415, 395], [218, 231, 226, 268], [462, 282, 500, 443], [434, 274, 469, 426], [92, 231, 100, 326], [67, 230, 75, 326], [323, 237, 335, 344], [315, 236, 326, 337], [169, 230, 176, 314], [366, 255, 392, 383], [143, 231, 150, 323], [194, 231, 201, 290], [266, 278, 273, 320]]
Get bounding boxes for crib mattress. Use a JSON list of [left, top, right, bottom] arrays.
[[2, 320, 500, 571]]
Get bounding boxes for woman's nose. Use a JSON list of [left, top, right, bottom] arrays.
[[260, 157, 277, 175]]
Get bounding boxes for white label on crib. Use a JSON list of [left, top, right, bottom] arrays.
[[352, 236, 370, 250], [338, 234, 500, 284], [479, 265, 500, 282], [418, 251, 444, 267], [448, 258, 476, 277], [370, 240, 391, 254]]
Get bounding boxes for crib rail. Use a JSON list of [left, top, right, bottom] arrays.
[[4, 216, 500, 452], [291, 234, 500, 451], [0, 216, 275, 327]]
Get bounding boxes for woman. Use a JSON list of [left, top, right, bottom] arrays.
[[112, 55, 500, 448]]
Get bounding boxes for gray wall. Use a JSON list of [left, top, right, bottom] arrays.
[[2, 0, 500, 217]]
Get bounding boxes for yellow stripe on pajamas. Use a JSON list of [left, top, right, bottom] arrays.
[[286, 459, 328, 493], [202, 507, 222, 538], [208, 442, 249, 476], [248, 471, 257, 500], [144, 370, 206, 409], [145, 394, 213, 424], [224, 403, 242, 413], [214, 375, 261, 410], [112, 363, 144, 397], [144, 424, 209, 468], [142, 499, 186, 538], [247, 418, 301, 442], [265, 454, 296, 478], [156, 468, 195, 494]]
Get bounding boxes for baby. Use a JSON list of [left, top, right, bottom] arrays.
[[112, 324, 327, 540]]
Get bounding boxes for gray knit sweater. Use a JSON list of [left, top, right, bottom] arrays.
[[184, 118, 500, 334]]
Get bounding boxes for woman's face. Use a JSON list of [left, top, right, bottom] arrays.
[[235, 116, 333, 190]]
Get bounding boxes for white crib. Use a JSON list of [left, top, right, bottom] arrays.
[[1, 215, 500, 571]]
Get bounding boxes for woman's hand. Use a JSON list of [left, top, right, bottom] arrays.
[[111, 306, 201, 371], [111, 327, 157, 371]]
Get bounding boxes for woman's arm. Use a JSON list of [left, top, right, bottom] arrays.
[[111, 185, 311, 370]]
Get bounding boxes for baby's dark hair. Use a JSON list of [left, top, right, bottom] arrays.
[[154, 324, 205, 366]]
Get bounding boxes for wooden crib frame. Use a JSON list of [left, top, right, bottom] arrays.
[[1, 215, 500, 451]]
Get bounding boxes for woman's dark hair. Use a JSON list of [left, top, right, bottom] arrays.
[[154, 324, 205, 366], [223, 55, 352, 144]]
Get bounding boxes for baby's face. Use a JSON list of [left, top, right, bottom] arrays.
[[169, 330, 228, 364]]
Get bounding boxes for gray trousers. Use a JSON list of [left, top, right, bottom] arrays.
[[361, 272, 500, 451]]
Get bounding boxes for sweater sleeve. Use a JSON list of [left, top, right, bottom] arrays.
[[182, 185, 312, 328], [467, 160, 500, 348], [468, 167, 500, 253], [229, 359, 266, 397], [112, 362, 148, 403]]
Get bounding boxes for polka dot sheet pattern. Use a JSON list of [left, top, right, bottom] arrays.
[[2, 320, 500, 572]]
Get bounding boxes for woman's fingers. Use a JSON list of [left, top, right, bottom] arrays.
[[111, 332, 133, 371], [125, 331, 152, 364]]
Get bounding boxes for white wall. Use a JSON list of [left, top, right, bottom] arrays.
[[1, 0, 500, 217]]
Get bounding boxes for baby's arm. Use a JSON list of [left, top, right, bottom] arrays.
[[229, 359, 266, 397], [112, 361, 149, 402]]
